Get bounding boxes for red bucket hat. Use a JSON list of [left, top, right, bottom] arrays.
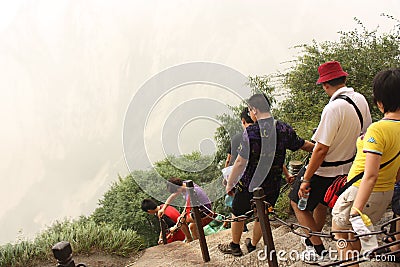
[[316, 61, 348, 84]]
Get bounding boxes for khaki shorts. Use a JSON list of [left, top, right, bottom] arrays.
[[332, 186, 393, 228]]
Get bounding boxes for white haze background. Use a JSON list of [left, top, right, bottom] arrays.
[[0, 0, 399, 244]]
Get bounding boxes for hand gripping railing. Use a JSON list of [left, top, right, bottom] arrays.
[[159, 216, 169, 245]]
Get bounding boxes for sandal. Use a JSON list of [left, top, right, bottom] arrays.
[[382, 235, 396, 243]]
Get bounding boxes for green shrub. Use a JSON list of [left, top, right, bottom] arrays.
[[0, 217, 143, 267]]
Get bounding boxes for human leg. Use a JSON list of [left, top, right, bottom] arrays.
[[218, 216, 244, 256], [383, 214, 396, 243], [248, 189, 279, 248], [332, 219, 360, 263], [289, 174, 336, 248], [251, 221, 262, 245], [231, 219, 245, 244], [313, 203, 328, 232], [179, 223, 193, 242], [390, 216, 400, 260], [389, 186, 400, 257], [189, 221, 198, 240], [291, 200, 323, 246], [218, 188, 252, 256]]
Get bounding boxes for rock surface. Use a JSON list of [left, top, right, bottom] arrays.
[[131, 211, 399, 267]]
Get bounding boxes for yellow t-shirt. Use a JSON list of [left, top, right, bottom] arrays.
[[349, 119, 400, 191]]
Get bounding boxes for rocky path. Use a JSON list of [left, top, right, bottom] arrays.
[[131, 211, 398, 267]]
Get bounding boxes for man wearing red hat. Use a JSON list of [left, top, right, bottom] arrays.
[[289, 61, 372, 263]]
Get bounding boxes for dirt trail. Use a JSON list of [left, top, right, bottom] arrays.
[[131, 212, 398, 267]]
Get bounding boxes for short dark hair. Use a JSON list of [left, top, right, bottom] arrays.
[[240, 107, 254, 123], [167, 177, 183, 193], [141, 198, 158, 212], [373, 69, 400, 113], [247, 93, 271, 113], [324, 76, 346, 87]]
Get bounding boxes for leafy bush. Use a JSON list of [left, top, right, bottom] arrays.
[[91, 173, 159, 247], [0, 217, 143, 267], [92, 152, 225, 247], [277, 16, 400, 133]]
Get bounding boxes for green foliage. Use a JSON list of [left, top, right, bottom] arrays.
[[91, 174, 159, 247], [92, 152, 225, 247], [274, 188, 291, 220], [277, 16, 400, 129], [7, 15, 400, 266], [214, 112, 242, 167], [154, 151, 221, 184], [0, 217, 143, 267], [213, 15, 400, 219], [248, 75, 277, 106]]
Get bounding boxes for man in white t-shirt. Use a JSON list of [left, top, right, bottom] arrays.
[[288, 61, 372, 263]]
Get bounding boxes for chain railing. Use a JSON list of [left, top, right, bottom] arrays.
[[160, 180, 399, 266], [268, 202, 400, 266], [162, 189, 258, 242], [199, 201, 257, 223]]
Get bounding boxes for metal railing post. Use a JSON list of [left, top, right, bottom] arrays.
[[52, 241, 87, 267], [185, 180, 210, 262], [253, 187, 278, 267]]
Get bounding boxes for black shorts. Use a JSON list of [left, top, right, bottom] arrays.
[[231, 186, 279, 217], [288, 174, 336, 211]]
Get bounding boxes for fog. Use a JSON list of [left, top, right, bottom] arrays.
[[0, 0, 399, 244]]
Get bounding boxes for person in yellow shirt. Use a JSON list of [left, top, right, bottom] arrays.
[[332, 69, 400, 264]]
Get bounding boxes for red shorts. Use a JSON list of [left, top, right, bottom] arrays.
[[167, 229, 185, 243]]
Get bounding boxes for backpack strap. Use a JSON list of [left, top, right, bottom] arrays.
[[335, 172, 363, 196], [320, 94, 363, 167], [335, 150, 400, 196], [380, 150, 400, 169], [334, 95, 363, 129]]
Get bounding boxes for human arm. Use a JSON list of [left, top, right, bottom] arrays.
[[226, 155, 247, 194], [225, 153, 231, 168], [283, 165, 294, 184], [298, 142, 329, 198], [350, 153, 381, 215], [157, 232, 164, 244], [300, 140, 315, 153], [158, 192, 180, 218]]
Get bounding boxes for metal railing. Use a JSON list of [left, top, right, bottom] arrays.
[[52, 181, 400, 266], [165, 181, 400, 266]]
